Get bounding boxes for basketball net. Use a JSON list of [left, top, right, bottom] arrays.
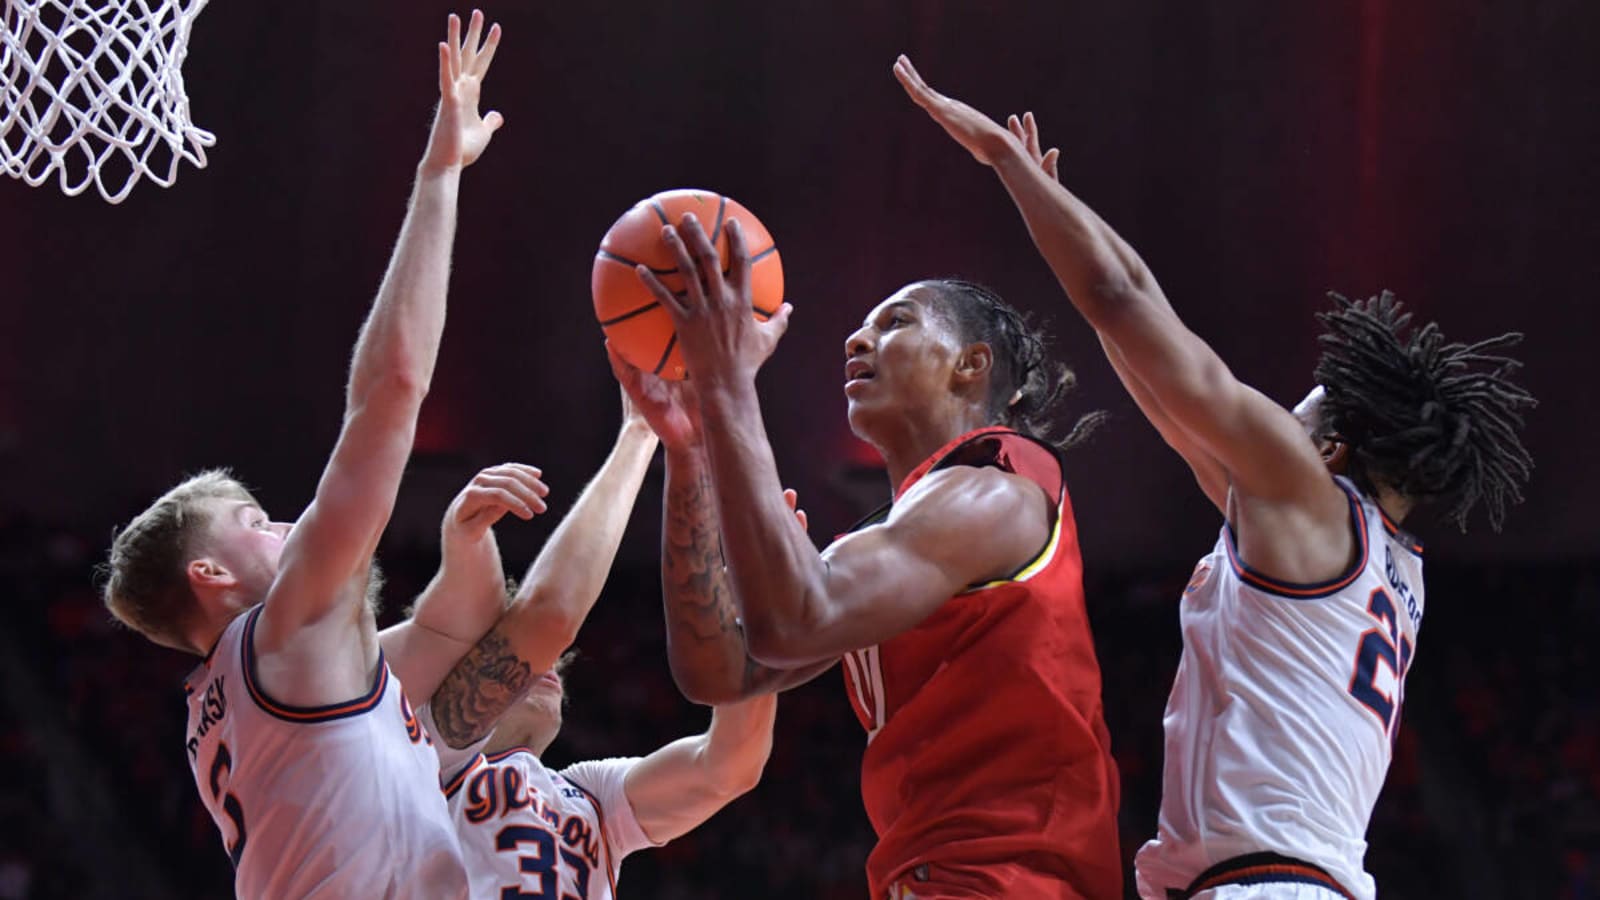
[[1, 0, 213, 204]]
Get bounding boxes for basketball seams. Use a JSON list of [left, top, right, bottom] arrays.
[[598, 191, 782, 381], [597, 300, 661, 327], [652, 332, 679, 376], [596, 249, 674, 275]]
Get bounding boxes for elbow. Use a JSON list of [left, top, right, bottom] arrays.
[[352, 364, 430, 412], [721, 759, 766, 798], [706, 746, 771, 800], [744, 613, 814, 669], [669, 667, 744, 708]]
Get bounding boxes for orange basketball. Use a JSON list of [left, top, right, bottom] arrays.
[[592, 189, 784, 381]]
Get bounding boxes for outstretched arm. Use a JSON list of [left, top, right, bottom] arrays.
[[622, 694, 778, 844], [427, 402, 658, 749], [893, 56, 1334, 511], [1100, 336, 1229, 511], [382, 463, 548, 702], [260, 12, 505, 655], [893, 57, 1355, 584]]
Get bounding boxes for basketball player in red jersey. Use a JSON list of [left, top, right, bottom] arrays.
[[608, 159, 1121, 900]]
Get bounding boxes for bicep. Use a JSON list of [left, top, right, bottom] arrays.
[[621, 736, 722, 844], [753, 469, 1050, 666], [264, 401, 419, 634]]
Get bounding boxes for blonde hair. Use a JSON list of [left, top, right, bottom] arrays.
[[101, 469, 258, 653]]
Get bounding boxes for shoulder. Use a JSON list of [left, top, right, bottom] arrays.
[[897, 463, 1051, 527]]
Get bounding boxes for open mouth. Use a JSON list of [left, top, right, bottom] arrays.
[[844, 359, 876, 385]]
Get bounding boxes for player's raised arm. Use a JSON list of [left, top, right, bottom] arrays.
[[620, 693, 778, 844], [381, 463, 549, 702], [426, 396, 658, 749], [893, 56, 1342, 529], [630, 220, 1055, 668], [609, 346, 835, 700], [258, 12, 505, 654]]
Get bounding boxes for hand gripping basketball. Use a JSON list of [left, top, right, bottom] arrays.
[[638, 213, 794, 386]]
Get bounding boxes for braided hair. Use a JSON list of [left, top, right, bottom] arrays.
[[921, 278, 1106, 450], [1313, 290, 1535, 532]]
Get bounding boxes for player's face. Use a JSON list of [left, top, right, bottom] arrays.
[[196, 498, 292, 597], [844, 284, 966, 438]]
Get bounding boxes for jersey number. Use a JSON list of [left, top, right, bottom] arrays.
[[495, 825, 590, 900], [1347, 586, 1414, 739], [207, 742, 248, 867]]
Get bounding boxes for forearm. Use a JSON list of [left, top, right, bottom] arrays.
[[408, 552, 508, 647], [505, 422, 658, 647], [695, 380, 833, 662], [700, 694, 777, 795], [346, 167, 462, 410], [990, 149, 1167, 330], [661, 446, 808, 703]]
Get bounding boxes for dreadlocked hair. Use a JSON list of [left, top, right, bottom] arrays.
[[1313, 290, 1535, 532], [922, 278, 1107, 450]]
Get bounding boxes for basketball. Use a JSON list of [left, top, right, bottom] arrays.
[[592, 189, 784, 380]]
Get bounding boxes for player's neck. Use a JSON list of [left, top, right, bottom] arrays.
[[877, 406, 992, 491], [1375, 485, 1413, 524]]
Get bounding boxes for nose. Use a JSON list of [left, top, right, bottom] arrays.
[[845, 324, 874, 359], [271, 521, 293, 539]]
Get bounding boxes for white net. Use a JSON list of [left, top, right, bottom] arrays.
[[1, 0, 213, 203]]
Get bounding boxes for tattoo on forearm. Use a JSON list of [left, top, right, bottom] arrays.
[[663, 458, 790, 694], [430, 625, 533, 749]]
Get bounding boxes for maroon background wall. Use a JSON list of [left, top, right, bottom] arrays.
[[2, 1, 1594, 565]]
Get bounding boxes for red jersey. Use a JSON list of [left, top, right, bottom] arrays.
[[839, 427, 1121, 899]]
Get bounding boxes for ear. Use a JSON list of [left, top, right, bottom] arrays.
[[1320, 439, 1350, 474], [952, 341, 993, 387], [187, 558, 237, 591]]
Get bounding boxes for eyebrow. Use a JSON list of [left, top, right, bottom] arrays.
[[862, 299, 919, 329]]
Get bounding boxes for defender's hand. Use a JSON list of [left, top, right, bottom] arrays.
[[608, 343, 704, 451], [422, 10, 505, 174], [894, 54, 1058, 177], [444, 463, 549, 545], [633, 214, 793, 387]]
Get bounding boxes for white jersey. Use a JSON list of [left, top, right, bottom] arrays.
[[421, 708, 663, 900], [1136, 477, 1425, 900], [183, 606, 469, 900]]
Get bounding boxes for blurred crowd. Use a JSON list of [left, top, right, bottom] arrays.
[[1, 509, 1595, 899]]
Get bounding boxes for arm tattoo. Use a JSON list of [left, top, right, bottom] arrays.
[[662, 454, 795, 695], [429, 624, 533, 749]]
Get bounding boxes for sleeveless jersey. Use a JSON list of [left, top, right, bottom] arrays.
[[1134, 477, 1426, 900], [429, 724, 662, 900], [839, 426, 1122, 899], [182, 605, 469, 899]]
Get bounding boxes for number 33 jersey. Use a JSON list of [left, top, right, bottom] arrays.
[[1135, 477, 1425, 900], [436, 742, 662, 900], [182, 606, 469, 899]]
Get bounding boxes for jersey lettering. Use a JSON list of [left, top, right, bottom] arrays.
[[1348, 586, 1412, 737], [207, 741, 248, 867], [494, 823, 594, 900]]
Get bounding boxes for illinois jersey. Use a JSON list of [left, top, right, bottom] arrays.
[[434, 737, 662, 900], [1135, 477, 1426, 900], [182, 605, 469, 899], [840, 426, 1121, 899]]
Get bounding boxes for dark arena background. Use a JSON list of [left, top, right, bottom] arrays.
[[3, 2, 1598, 898]]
